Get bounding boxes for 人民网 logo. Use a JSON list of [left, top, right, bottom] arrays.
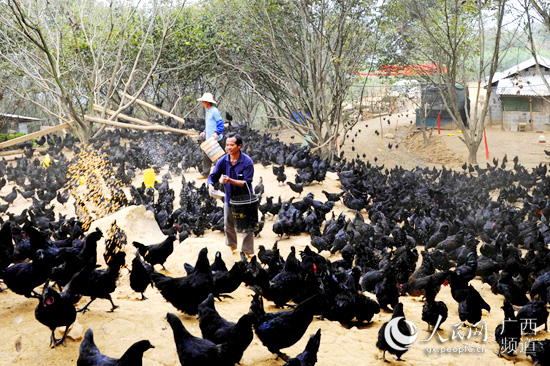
[[384, 316, 419, 351]]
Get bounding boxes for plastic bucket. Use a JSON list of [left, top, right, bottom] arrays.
[[200, 137, 225, 162], [143, 168, 156, 188], [230, 194, 260, 232], [43, 154, 51, 169]]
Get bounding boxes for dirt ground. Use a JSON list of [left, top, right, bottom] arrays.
[[274, 107, 550, 171], [0, 116, 548, 366]]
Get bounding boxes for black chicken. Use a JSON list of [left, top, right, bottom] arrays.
[[34, 280, 77, 347], [262, 249, 304, 307], [73, 251, 127, 312], [495, 301, 521, 357], [400, 270, 451, 297], [375, 270, 399, 311], [250, 293, 320, 360], [0, 221, 14, 273], [458, 285, 491, 325], [258, 242, 279, 265], [527, 339, 550, 366], [287, 181, 304, 195], [326, 269, 380, 325], [283, 329, 321, 366], [212, 260, 248, 296], [129, 251, 151, 300], [211, 251, 228, 272], [198, 294, 254, 365], [495, 278, 529, 307], [447, 270, 470, 303], [132, 235, 176, 270], [376, 303, 413, 361], [530, 271, 550, 301], [2, 249, 54, 298], [310, 235, 331, 253], [17, 188, 35, 200], [254, 177, 264, 197], [149, 247, 214, 315], [517, 300, 549, 332], [276, 165, 287, 185], [321, 190, 344, 202], [77, 328, 154, 366], [342, 193, 364, 211], [56, 190, 69, 205], [421, 279, 448, 331], [1, 187, 17, 204], [166, 312, 232, 366]]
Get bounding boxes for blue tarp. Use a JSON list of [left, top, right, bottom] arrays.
[[291, 111, 310, 124], [415, 109, 454, 129]]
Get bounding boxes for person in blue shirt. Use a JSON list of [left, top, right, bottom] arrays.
[[197, 92, 225, 178], [208, 132, 255, 255]]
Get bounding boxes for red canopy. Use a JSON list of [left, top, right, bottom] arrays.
[[358, 63, 447, 77]]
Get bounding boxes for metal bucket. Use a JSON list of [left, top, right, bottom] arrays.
[[200, 137, 225, 162]]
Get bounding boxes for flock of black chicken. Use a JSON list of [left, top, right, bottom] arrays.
[[0, 122, 550, 365]]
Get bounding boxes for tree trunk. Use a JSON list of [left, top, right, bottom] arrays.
[[467, 144, 478, 165], [72, 121, 93, 145], [467, 137, 483, 164]]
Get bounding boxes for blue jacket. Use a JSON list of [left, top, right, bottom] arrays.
[[208, 152, 254, 203], [204, 106, 224, 141]]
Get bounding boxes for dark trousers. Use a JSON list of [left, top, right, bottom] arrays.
[[201, 152, 212, 176]]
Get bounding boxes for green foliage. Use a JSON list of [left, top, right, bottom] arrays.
[[0, 133, 26, 150], [0, 133, 25, 142]]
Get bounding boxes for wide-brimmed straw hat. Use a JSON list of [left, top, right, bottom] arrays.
[[197, 92, 217, 104]]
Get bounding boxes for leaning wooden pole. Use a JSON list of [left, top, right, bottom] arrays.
[[83, 115, 196, 135], [122, 92, 186, 125], [92, 105, 153, 126], [0, 121, 74, 150]]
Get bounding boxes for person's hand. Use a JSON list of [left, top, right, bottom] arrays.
[[208, 184, 215, 194], [212, 132, 218, 140], [200, 131, 206, 139], [220, 175, 230, 184]]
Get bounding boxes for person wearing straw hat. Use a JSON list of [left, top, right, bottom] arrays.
[[208, 132, 255, 256], [197, 92, 225, 178]]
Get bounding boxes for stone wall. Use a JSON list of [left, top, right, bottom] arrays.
[[502, 111, 550, 131], [487, 89, 502, 126]]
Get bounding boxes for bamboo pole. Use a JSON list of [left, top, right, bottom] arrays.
[[122, 92, 186, 125], [83, 115, 196, 135], [0, 121, 74, 150], [0, 146, 49, 157], [92, 104, 153, 126]]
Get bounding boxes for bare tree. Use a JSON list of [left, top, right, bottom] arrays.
[[527, 0, 550, 94], [0, 0, 184, 143], [212, 0, 380, 158], [530, 0, 550, 29], [395, 0, 507, 164]]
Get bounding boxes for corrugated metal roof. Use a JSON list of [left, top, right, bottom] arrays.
[[490, 56, 550, 86], [0, 113, 42, 122], [495, 75, 550, 96]]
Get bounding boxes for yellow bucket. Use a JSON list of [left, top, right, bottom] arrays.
[[200, 137, 225, 162], [43, 154, 51, 168], [143, 169, 156, 188]]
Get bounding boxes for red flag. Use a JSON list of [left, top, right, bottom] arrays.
[[484, 128, 489, 159]]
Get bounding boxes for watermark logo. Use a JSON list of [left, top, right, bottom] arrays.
[[384, 316, 419, 351], [424, 316, 488, 343]]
